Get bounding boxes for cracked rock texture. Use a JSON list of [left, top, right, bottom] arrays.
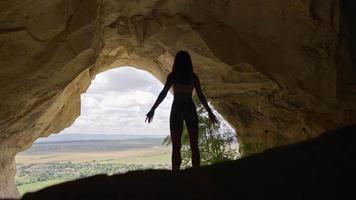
[[0, 0, 356, 198]]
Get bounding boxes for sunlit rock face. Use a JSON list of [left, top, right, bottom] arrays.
[[0, 0, 97, 198], [95, 0, 356, 151], [0, 0, 355, 198]]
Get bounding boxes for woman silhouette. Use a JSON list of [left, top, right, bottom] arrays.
[[145, 50, 217, 171]]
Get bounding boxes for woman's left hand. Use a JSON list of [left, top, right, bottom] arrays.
[[145, 110, 155, 123], [208, 111, 218, 125]]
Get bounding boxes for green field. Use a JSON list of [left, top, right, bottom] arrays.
[[16, 154, 171, 195], [16, 138, 172, 196], [17, 179, 66, 196], [104, 152, 171, 165]]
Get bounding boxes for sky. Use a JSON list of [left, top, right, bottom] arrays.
[[60, 67, 173, 136]]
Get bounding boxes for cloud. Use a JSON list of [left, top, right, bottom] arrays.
[[88, 68, 163, 94], [61, 67, 173, 135]]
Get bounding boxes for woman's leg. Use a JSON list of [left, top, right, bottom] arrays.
[[170, 104, 183, 171], [186, 104, 200, 167], [187, 127, 200, 168], [170, 127, 183, 171]]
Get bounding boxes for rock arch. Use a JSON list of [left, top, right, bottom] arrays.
[[1, 0, 356, 198]]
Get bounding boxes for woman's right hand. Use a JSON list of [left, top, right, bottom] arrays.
[[145, 110, 155, 123]]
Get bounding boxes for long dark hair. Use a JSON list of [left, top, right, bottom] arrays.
[[171, 50, 194, 84]]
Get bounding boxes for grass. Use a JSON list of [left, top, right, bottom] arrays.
[[17, 179, 66, 196], [104, 151, 171, 165], [16, 146, 172, 196], [16, 147, 171, 164]]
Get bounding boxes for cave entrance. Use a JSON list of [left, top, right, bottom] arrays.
[[15, 66, 238, 196]]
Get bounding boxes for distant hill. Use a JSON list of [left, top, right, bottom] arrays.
[[20, 134, 168, 155], [35, 133, 167, 143]]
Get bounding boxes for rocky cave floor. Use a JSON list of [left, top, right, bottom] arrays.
[[5, 124, 353, 200]]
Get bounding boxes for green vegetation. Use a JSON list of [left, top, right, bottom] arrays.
[[104, 153, 170, 165], [163, 96, 240, 168], [16, 138, 171, 196], [16, 161, 170, 195], [17, 179, 66, 196]]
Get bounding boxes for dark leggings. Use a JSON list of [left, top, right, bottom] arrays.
[[170, 100, 200, 170]]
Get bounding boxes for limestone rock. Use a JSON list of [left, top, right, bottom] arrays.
[[0, 0, 356, 198]]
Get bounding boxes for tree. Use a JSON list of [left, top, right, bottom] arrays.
[[163, 96, 240, 168]]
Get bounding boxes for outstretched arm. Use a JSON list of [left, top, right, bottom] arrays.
[[194, 74, 218, 123], [145, 74, 173, 123], [150, 73, 173, 111]]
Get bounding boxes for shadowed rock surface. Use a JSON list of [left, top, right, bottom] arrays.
[[19, 125, 356, 200], [1, 0, 356, 198]]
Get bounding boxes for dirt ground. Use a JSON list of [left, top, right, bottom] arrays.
[[16, 146, 171, 164]]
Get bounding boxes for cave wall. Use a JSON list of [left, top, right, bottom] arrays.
[[94, 0, 356, 150], [0, 0, 98, 198], [0, 0, 356, 198], [341, 0, 356, 84]]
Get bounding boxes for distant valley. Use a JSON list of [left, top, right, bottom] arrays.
[[16, 134, 171, 196]]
